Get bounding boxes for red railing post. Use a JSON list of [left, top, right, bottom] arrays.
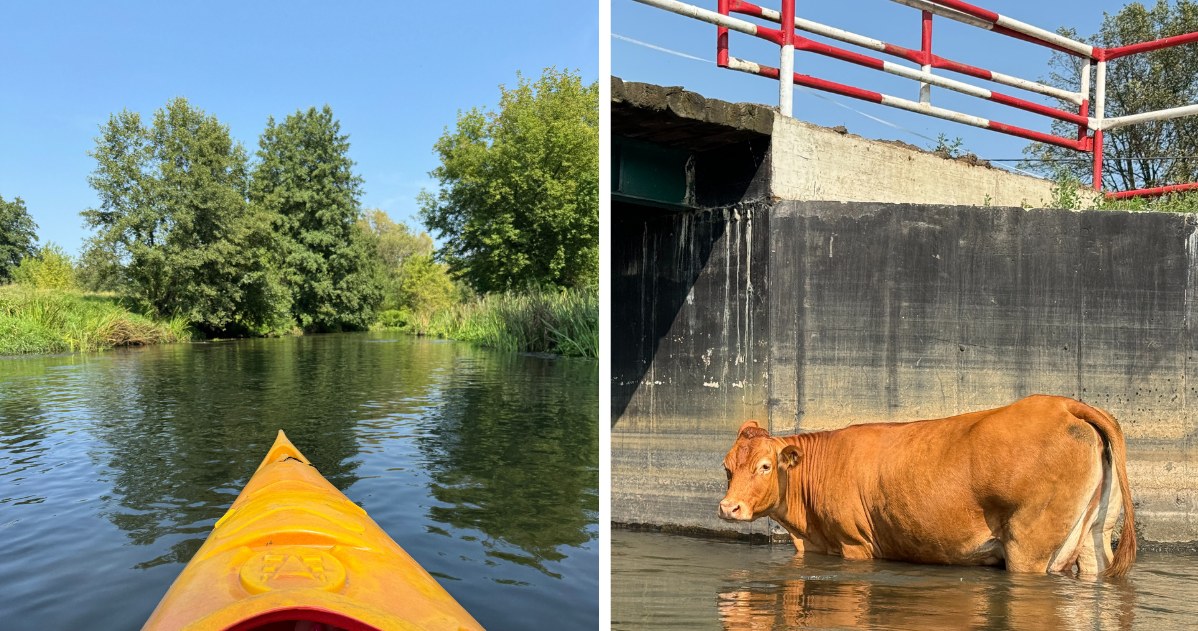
[[1092, 129, 1104, 191], [717, 0, 730, 67], [920, 10, 933, 104]]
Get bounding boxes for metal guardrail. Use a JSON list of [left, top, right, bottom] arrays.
[[633, 0, 1198, 199]]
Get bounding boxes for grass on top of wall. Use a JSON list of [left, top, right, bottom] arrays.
[[0, 285, 192, 355]]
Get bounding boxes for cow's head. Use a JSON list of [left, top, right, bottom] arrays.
[[718, 420, 801, 521]]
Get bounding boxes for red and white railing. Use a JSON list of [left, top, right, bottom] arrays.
[[632, 0, 1198, 199]]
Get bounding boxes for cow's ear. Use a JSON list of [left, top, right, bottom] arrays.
[[738, 420, 765, 438], [779, 445, 802, 469]]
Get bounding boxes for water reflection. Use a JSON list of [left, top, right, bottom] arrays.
[[418, 352, 599, 576], [612, 530, 1184, 631], [83, 341, 366, 567], [0, 356, 86, 509], [716, 556, 1137, 631], [1, 334, 599, 630]]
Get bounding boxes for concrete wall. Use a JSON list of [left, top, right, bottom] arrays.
[[612, 202, 772, 535], [769, 117, 1071, 208], [612, 200, 1198, 543]]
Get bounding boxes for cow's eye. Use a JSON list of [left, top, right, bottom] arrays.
[[724, 467, 732, 481], [760, 463, 771, 473]]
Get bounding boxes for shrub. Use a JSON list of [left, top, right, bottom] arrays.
[[11, 243, 77, 290]]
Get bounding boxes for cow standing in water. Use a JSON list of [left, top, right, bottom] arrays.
[[718, 395, 1136, 577]]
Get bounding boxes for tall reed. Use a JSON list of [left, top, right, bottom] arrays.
[[0, 286, 192, 355], [410, 287, 598, 358]]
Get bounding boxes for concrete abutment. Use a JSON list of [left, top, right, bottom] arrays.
[[612, 77, 1198, 546]]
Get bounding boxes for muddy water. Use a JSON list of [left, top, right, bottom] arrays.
[[612, 529, 1198, 630]]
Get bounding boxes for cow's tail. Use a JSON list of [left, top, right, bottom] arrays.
[[1069, 399, 1137, 578]]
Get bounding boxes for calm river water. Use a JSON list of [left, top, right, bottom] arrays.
[[0, 333, 598, 630], [613, 530, 1198, 630]]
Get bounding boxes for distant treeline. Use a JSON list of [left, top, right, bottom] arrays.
[[0, 68, 598, 356]]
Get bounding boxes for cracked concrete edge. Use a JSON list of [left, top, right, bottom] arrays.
[[612, 76, 775, 136]]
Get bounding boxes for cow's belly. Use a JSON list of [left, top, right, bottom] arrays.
[[870, 517, 1005, 567]]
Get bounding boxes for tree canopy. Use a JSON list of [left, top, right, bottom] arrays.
[[1023, 0, 1198, 190], [419, 68, 599, 294], [359, 209, 458, 315], [251, 106, 381, 332], [0, 195, 38, 284], [83, 98, 290, 334]]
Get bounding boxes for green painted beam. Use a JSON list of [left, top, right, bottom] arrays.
[[612, 137, 692, 209]]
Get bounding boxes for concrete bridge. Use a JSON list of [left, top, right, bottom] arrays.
[[611, 77, 1197, 546]]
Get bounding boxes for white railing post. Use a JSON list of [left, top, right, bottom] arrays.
[[1077, 59, 1091, 142], [1092, 61, 1107, 190], [779, 0, 795, 116]]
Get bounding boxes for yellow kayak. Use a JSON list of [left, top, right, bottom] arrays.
[[142, 430, 484, 631]]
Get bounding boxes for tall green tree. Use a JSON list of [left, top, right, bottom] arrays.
[[359, 208, 458, 314], [0, 195, 38, 283], [76, 236, 125, 292], [419, 68, 599, 293], [83, 98, 290, 334], [1023, 1, 1198, 190], [251, 106, 381, 331]]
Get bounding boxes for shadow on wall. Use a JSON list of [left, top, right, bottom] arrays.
[[610, 201, 727, 422]]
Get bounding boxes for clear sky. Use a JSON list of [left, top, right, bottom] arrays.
[[0, 1, 599, 256], [614, 0, 1144, 181]]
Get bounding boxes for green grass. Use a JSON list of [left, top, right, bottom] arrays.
[[386, 287, 598, 358], [1099, 188, 1198, 213], [0, 285, 192, 355]]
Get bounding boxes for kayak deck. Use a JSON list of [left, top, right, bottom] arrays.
[[143, 430, 484, 631]]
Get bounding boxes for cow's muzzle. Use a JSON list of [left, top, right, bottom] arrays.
[[718, 498, 750, 521]]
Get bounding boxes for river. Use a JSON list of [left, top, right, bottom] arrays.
[[612, 529, 1198, 630], [0, 333, 598, 630]]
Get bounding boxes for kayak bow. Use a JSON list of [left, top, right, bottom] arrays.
[[143, 430, 484, 631]]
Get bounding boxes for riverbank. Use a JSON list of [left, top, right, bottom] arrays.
[[2, 285, 599, 359], [0, 286, 192, 355], [381, 288, 599, 359]]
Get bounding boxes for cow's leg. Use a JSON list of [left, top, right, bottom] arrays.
[[1005, 433, 1107, 574], [1076, 534, 1099, 576], [1004, 493, 1093, 574], [840, 544, 874, 560], [1002, 538, 1054, 573], [1081, 460, 1124, 576]]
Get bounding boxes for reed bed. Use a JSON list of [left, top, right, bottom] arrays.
[[406, 288, 598, 358], [0, 286, 192, 355]]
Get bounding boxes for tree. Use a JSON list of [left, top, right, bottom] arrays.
[[251, 106, 381, 331], [419, 68, 599, 293], [76, 236, 126, 292], [359, 209, 458, 314], [83, 98, 290, 334], [361, 209, 435, 274], [1022, 1, 1198, 191], [0, 195, 38, 283], [12, 243, 76, 290]]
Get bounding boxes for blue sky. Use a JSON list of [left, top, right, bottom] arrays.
[[0, 1, 598, 256], [614, 0, 1140, 180]]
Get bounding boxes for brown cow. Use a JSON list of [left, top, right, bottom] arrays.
[[718, 395, 1136, 577]]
